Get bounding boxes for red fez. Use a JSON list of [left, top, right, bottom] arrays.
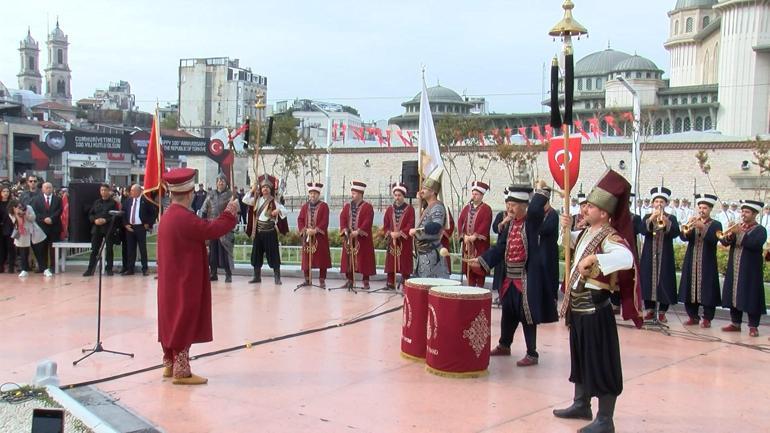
[[162, 168, 197, 193]]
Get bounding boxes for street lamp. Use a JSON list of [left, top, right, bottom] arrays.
[[617, 75, 641, 213], [310, 102, 333, 203]]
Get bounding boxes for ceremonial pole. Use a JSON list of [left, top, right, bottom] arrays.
[[549, 0, 587, 292]]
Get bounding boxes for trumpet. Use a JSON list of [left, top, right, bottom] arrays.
[[655, 209, 667, 229], [715, 223, 741, 240], [680, 217, 697, 236]]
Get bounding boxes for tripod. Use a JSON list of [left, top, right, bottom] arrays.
[[372, 237, 402, 294], [644, 237, 671, 336], [74, 212, 134, 365], [295, 234, 325, 291], [331, 233, 367, 293]]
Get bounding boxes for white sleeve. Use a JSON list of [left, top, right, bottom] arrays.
[[595, 236, 633, 275], [276, 202, 288, 219], [242, 192, 256, 206]]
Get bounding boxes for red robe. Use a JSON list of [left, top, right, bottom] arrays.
[[297, 201, 332, 270], [383, 203, 415, 275], [340, 200, 376, 276], [157, 203, 237, 349], [458, 202, 493, 276], [442, 212, 455, 273]]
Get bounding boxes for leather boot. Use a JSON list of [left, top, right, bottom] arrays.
[[274, 269, 282, 285], [553, 383, 593, 420], [248, 268, 261, 284], [578, 394, 616, 433]]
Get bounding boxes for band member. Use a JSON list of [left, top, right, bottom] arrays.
[[720, 200, 767, 337], [553, 170, 642, 433], [678, 193, 722, 327], [243, 174, 287, 285], [457, 181, 492, 287], [410, 167, 449, 279], [382, 182, 414, 290], [640, 186, 680, 322], [297, 182, 331, 288], [83, 184, 119, 277], [492, 188, 514, 299], [201, 175, 238, 282], [339, 181, 376, 289], [121, 184, 156, 276], [31, 182, 62, 276], [157, 168, 239, 384], [443, 212, 455, 274], [470, 181, 558, 367], [572, 192, 588, 230], [540, 187, 559, 303]]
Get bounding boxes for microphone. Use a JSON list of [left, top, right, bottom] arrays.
[[109, 210, 124, 216]]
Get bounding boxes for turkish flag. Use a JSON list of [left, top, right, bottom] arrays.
[[547, 136, 582, 191], [143, 113, 166, 205]]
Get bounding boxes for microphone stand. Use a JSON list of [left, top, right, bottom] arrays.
[[74, 211, 135, 365]]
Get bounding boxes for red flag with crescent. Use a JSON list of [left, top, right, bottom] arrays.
[[547, 136, 582, 190]]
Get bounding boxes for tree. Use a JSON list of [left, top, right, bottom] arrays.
[[160, 113, 178, 129]]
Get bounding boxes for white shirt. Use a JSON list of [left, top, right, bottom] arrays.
[[129, 197, 141, 225], [760, 212, 770, 232], [568, 227, 634, 291], [242, 192, 287, 222]]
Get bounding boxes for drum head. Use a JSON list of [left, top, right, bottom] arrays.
[[429, 285, 491, 297], [406, 278, 460, 287]]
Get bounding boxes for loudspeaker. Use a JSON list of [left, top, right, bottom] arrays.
[[401, 160, 419, 199], [68, 183, 102, 242]]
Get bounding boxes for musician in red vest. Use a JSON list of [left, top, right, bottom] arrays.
[[457, 180, 492, 287], [339, 181, 376, 289], [382, 182, 415, 290], [297, 182, 331, 288]]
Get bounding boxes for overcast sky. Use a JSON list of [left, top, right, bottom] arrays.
[[0, 0, 673, 121]]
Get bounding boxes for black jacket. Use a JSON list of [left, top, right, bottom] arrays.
[[88, 198, 120, 236], [31, 193, 63, 241], [121, 196, 157, 228]]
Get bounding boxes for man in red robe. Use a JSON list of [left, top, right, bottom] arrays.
[[382, 182, 414, 290], [457, 181, 493, 287], [339, 180, 376, 289], [297, 182, 331, 288], [157, 168, 239, 385]]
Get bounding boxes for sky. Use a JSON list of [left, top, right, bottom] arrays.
[[0, 0, 673, 122]]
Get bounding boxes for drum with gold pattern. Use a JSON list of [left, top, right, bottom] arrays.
[[425, 285, 492, 377], [401, 278, 460, 361]]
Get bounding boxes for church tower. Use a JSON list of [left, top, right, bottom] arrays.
[[44, 20, 72, 105], [17, 29, 42, 94]]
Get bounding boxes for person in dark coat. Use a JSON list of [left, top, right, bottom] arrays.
[[30, 182, 62, 276], [720, 200, 767, 337], [471, 181, 557, 367], [122, 184, 157, 276], [539, 187, 560, 304], [678, 193, 722, 328], [639, 186, 680, 322], [0, 185, 15, 273], [491, 191, 513, 303], [83, 184, 120, 277]]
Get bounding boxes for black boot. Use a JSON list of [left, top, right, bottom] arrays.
[[578, 394, 616, 433], [224, 273, 232, 283], [210, 273, 218, 281], [274, 269, 282, 285], [249, 268, 261, 284], [553, 383, 592, 420]]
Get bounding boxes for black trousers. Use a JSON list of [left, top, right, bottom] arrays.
[[499, 282, 538, 357], [32, 238, 55, 272], [87, 231, 115, 272], [0, 235, 14, 272], [730, 308, 761, 328], [18, 247, 31, 272], [685, 302, 716, 321], [644, 300, 670, 312], [251, 230, 280, 270], [209, 240, 231, 277], [125, 225, 148, 272]]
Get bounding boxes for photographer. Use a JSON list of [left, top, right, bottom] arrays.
[[7, 199, 47, 278]]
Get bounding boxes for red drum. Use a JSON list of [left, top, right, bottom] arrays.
[[426, 286, 492, 378], [401, 278, 460, 361]]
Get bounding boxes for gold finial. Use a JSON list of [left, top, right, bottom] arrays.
[[548, 0, 588, 38], [254, 92, 266, 110]]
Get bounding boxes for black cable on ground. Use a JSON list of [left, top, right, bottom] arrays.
[[60, 302, 403, 390]]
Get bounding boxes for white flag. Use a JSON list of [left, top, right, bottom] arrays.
[[418, 76, 442, 179]]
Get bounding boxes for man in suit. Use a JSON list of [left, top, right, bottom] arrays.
[[122, 184, 157, 276], [83, 184, 120, 277], [31, 182, 62, 277]]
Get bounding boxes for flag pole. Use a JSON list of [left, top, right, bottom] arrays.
[[155, 103, 163, 220], [549, 0, 587, 299]]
